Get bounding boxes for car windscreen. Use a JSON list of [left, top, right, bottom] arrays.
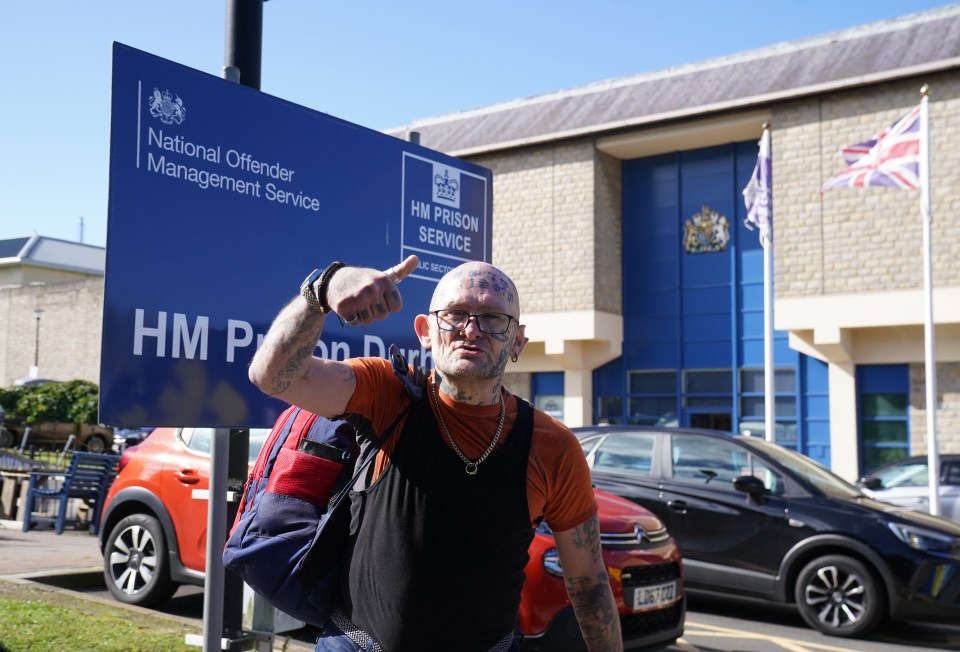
[[741, 437, 863, 499]]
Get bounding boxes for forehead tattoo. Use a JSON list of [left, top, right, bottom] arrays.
[[434, 267, 518, 310], [467, 269, 514, 304]]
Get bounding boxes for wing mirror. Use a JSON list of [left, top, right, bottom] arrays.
[[733, 475, 768, 503], [856, 476, 883, 490]]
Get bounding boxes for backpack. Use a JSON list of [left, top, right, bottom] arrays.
[[223, 345, 425, 626], [223, 407, 353, 625]]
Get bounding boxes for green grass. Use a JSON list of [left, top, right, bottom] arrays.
[[0, 581, 195, 652]]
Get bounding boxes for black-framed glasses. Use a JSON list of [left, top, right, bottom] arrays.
[[431, 309, 517, 335]]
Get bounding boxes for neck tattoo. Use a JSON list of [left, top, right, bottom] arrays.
[[431, 380, 505, 476]]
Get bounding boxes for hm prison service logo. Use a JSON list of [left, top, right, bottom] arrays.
[[148, 88, 186, 125], [432, 165, 461, 208], [683, 205, 730, 253]]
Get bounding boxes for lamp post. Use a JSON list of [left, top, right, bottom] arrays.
[[31, 309, 44, 378]]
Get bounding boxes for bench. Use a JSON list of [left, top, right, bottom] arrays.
[[21, 451, 120, 535]]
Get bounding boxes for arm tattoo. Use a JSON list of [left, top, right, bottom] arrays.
[[564, 517, 622, 651], [570, 514, 603, 565], [269, 342, 314, 395], [264, 307, 325, 395], [566, 574, 620, 651]]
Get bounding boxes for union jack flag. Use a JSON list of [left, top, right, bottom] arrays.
[[822, 103, 922, 190]]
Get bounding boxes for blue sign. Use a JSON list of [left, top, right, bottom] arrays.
[[101, 44, 492, 428]]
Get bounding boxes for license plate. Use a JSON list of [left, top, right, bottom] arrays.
[[631, 580, 678, 611]]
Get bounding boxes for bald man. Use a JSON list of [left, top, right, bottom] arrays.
[[249, 256, 622, 652]]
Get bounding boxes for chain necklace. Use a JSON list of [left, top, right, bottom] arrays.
[[431, 379, 505, 476]]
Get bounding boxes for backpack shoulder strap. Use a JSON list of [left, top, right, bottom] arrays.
[[390, 343, 427, 401]]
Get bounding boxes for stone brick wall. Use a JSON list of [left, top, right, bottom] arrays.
[[0, 278, 104, 385], [775, 72, 960, 297], [594, 150, 622, 314], [471, 138, 620, 316], [909, 362, 960, 454]]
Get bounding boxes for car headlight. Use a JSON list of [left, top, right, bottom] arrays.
[[886, 521, 960, 558], [542, 547, 564, 577]]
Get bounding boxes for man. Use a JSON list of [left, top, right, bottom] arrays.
[[249, 255, 622, 652]]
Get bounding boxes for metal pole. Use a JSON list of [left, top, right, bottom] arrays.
[[200, 4, 264, 650], [33, 312, 41, 367], [202, 429, 231, 652], [224, 0, 264, 90], [758, 126, 776, 442], [33, 309, 44, 376], [919, 86, 940, 517]]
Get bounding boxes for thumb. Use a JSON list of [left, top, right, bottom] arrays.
[[388, 255, 419, 281]]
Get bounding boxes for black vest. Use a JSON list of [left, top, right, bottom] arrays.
[[341, 393, 535, 651]]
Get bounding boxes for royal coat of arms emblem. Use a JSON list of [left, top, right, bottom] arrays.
[[683, 205, 730, 253], [148, 88, 186, 125]]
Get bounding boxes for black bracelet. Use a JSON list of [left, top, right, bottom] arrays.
[[316, 261, 346, 313], [300, 261, 346, 314]]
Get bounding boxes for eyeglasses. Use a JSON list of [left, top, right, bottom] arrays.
[[431, 309, 517, 335]]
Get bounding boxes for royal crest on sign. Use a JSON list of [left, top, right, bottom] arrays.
[[683, 205, 730, 253], [148, 88, 186, 125]]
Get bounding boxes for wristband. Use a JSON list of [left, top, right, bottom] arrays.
[[300, 262, 346, 313]]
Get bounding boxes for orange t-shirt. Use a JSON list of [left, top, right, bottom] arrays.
[[342, 357, 597, 532]]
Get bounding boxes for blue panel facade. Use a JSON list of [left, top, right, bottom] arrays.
[[595, 141, 831, 462], [802, 356, 831, 466]]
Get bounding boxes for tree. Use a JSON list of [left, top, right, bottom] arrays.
[[0, 381, 99, 425]]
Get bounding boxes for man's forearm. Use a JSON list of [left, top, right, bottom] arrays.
[[565, 571, 623, 651], [248, 296, 326, 398], [558, 515, 624, 651]]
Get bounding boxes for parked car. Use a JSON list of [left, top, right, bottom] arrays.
[[110, 427, 153, 453], [0, 419, 113, 452], [857, 454, 960, 522], [574, 425, 960, 638], [12, 377, 61, 387], [99, 425, 686, 650]]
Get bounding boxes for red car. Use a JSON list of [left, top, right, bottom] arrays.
[[99, 426, 684, 650]]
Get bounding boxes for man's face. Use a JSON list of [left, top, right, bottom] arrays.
[[415, 265, 524, 383]]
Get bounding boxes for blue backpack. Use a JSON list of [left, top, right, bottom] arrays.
[[223, 346, 425, 625]]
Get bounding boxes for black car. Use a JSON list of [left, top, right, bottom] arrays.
[[574, 426, 960, 638]]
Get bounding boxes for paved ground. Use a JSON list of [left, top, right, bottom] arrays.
[[0, 518, 316, 651], [0, 518, 102, 576]]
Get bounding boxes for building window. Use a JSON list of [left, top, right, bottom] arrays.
[[627, 370, 677, 425], [857, 364, 909, 474], [738, 368, 798, 442], [683, 370, 731, 409], [596, 396, 624, 424], [532, 372, 564, 420], [861, 393, 908, 471]]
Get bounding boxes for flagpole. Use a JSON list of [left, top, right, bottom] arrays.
[[919, 85, 941, 516], [762, 125, 776, 442]]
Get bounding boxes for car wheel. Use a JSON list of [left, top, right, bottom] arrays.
[[103, 513, 178, 607], [0, 428, 13, 448], [794, 554, 884, 637], [84, 434, 107, 453]]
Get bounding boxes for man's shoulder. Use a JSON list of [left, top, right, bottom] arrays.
[[345, 356, 392, 372], [527, 406, 581, 447], [527, 404, 571, 432]]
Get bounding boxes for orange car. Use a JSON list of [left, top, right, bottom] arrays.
[[99, 426, 684, 650]]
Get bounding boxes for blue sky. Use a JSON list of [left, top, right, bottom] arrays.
[[1, 0, 953, 248]]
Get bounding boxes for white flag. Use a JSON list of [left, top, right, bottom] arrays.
[[743, 128, 772, 246]]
